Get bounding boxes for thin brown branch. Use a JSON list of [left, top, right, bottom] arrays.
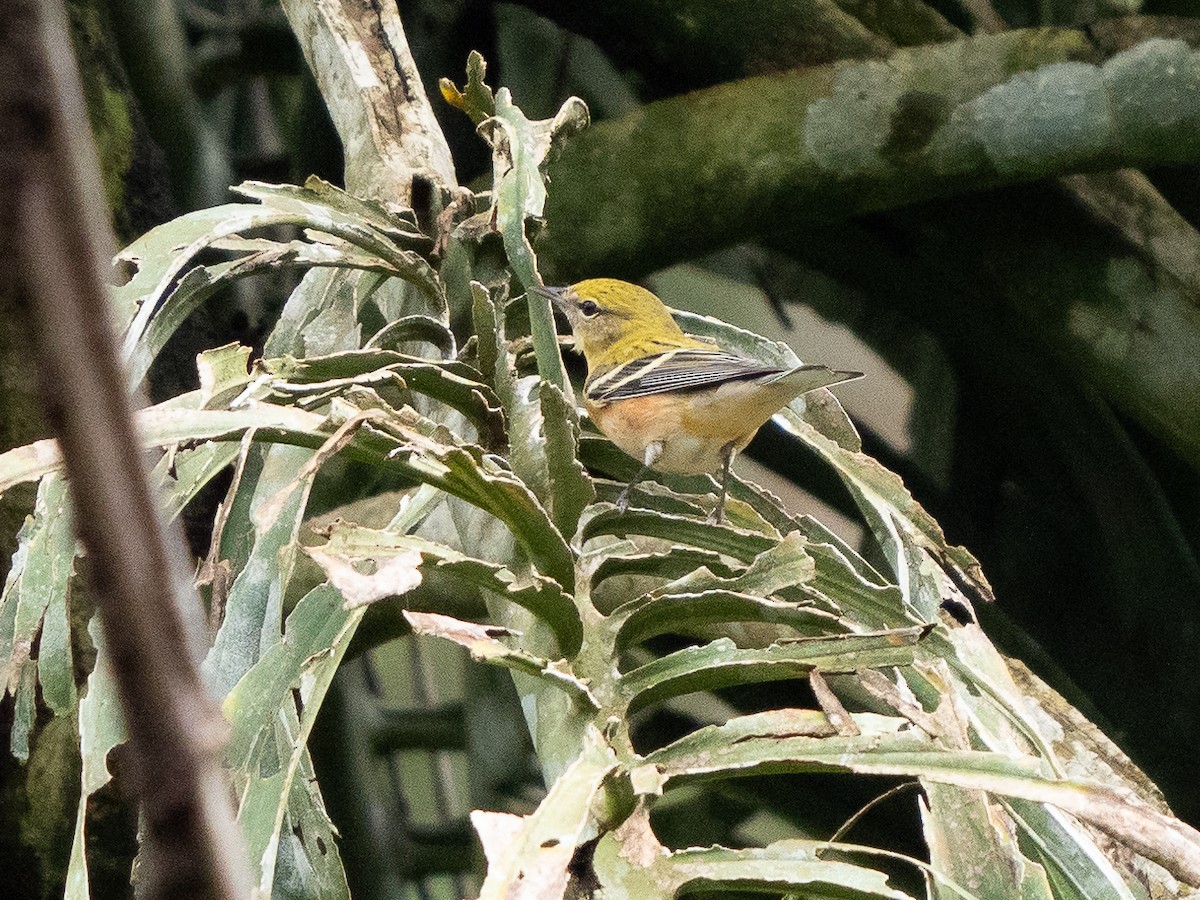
[[0, 1, 251, 897]]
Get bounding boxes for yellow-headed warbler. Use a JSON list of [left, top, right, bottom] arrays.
[[532, 279, 862, 521]]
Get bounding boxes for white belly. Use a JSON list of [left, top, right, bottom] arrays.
[[655, 432, 729, 474]]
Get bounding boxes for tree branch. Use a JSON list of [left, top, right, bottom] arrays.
[[279, 0, 457, 204], [0, 0, 250, 896], [509, 0, 898, 92], [539, 19, 1200, 470], [542, 22, 1200, 280]]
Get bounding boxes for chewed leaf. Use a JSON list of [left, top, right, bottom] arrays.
[[223, 584, 358, 897], [197, 343, 253, 408], [1, 474, 76, 745], [614, 590, 844, 650], [593, 810, 918, 900], [404, 611, 595, 706], [404, 610, 513, 644], [240, 176, 427, 246], [64, 617, 127, 896], [776, 411, 993, 612], [312, 523, 581, 654], [365, 314, 456, 356], [472, 725, 616, 900], [202, 444, 319, 699], [471, 70, 587, 391], [116, 179, 442, 387], [583, 505, 777, 563], [307, 546, 423, 607], [263, 349, 506, 448], [537, 380, 594, 539], [645, 531, 816, 599], [922, 782, 1055, 900], [591, 546, 738, 589]]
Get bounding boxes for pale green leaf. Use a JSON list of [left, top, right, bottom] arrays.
[[1, 476, 76, 740], [473, 724, 616, 900], [620, 628, 927, 713], [615, 590, 845, 650], [921, 783, 1055, 900], [365, 314, 456, 356], [404, 610, 594, 706], [264, 349, 506, 448], [583, 505, 776, 563], [310, 523, 581, 655], [1002, 798, 1139, 900], [202, 444, 318, 699], [238, 176, 427, 246], [590, 545, 738, 589], [477, 80, 586, 393], [536, 379, 594, 539], [223, 584, 360, 897], [65, 618, 126, 899]]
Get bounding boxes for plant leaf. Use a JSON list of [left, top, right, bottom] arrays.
[[404, 611, 594, 705], [264, 349, 506, 448], [477, 74, 587, 393], [1, 475, 76, 756], [202, 444, 319, 698], [620, 629, 927, 714], [472, 723, 616, 900], [583, 505, 777, 563], [223, 584, 359, 897], [64, 618, 125, 899], [311, 522, 581, 655]]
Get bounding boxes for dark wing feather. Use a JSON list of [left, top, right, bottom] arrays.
[[586, 349, 786, 402]]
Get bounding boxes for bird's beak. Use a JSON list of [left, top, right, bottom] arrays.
[[530, 284, 573, 318]]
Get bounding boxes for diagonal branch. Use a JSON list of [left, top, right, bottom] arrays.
[[542, 21, 1200, 281], [0, 0, 251, 897]]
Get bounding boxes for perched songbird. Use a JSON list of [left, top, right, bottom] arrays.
[[533, 279, 861, 521]]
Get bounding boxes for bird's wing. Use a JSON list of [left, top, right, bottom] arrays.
[[585, 349, 791, 402]]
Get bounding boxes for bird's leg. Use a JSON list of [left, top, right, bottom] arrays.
[[616, 441, 662, 512], [708, 442, 737, 524]]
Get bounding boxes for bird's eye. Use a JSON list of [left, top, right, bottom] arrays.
[[579, 300, 599, 317]]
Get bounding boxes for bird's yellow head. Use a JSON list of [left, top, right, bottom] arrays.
[[533, 278, 694, 371]]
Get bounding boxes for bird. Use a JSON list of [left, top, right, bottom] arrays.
[[531, 279, 861, 522]]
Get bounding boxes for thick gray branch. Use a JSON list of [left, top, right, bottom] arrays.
[[280, 0, 457, 203], [542, 24, 1200, 279]]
